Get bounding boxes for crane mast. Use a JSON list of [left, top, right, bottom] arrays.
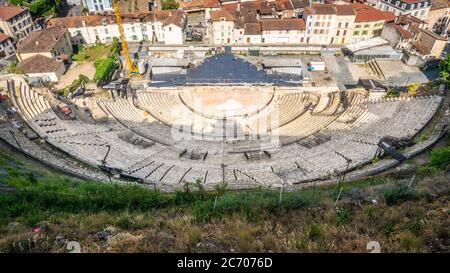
[[112, 0, 140, 76]]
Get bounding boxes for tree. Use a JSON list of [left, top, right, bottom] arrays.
[[109, 37, 121, 57], [162, 0, 179, 10], [27, 0, 61, 17], [93, 57, 118, 83], [439, 53, 450, 82]]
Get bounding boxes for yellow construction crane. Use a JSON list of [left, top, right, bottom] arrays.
[[112, 0, 140, 77]]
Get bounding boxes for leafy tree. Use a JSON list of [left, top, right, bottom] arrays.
[[93, 57, 118, 83], [8, 0, 25, 5], [109, 37, 121, 57], [162, 0, 179, 10], [15, 0, 61, 17], [439, 53, 450, 82]]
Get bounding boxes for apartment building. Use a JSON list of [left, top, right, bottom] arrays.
[[377, 0, 431, 20], [351, 4, 396, 43], [0, 4, 36, 44], [48, 10, 186, 45], [0, 32, 14, 61], [303, 4, 337, 44], [209, 10, 235, 45], [334, 4, 356, 45]]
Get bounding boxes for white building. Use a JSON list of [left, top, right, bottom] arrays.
[[209, 10, 235, 45], [260, 19, 306, 44], [303, 4, 337, 45], [243, 23, 262, 44], [377, 0, 431, 20], [0, 4, 37, 44], [0, 33, 15, 61], [48, 10, 185, 45], [83, 0, 113, 12], [162, 11, 186, 45]]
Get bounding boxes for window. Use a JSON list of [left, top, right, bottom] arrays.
[[355, 25, 361, 29], [353, 31, 359, 35], [104, 28, 108, 34], [362, 30, 368, 35], [337, 30, 340, 36], [338, 22, 342, 28]]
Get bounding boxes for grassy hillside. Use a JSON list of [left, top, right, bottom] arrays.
[[0, 137, 448, 253]]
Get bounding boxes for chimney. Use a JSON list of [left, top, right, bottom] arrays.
[[35, 41, 39, 46]]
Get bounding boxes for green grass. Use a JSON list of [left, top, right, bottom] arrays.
[[72, 44, 112, 63], [0, 135, 448, 253]]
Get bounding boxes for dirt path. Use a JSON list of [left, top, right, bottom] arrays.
[[56, 62, 95, 89]]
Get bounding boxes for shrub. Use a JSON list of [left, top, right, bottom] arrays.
[[93, 57, 118, 83], [308, 223, 324, 241], [383, 187, 418, 205], [59, 74, 89, 97], [335, 207, 353, 225], [428, 146, 450, 171]]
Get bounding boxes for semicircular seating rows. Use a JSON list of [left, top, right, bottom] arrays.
[[10, 80, 443, 189]]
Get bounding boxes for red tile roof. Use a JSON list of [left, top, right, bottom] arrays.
[[244, 23, 261, 35], [210, 10, 235, 21], [17, 54, 61, 73], [335, 4, 356, 16], [304, 4, 336, 15], [353, 4, 393, 23], [382, 11, 397, 23], [261, 18, 306, 31], [0, 4, 27, 21]]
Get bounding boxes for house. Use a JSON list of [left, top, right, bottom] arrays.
[[376, 0, 431, 20], [0, 32, 15, 61], [209, 10, 235, 45], [16, 25, 73, 62], [0, 4, 37, 44], [260, 18, 305, 44], [16, 54, 66, 82], [162, 11, 187, 45]]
